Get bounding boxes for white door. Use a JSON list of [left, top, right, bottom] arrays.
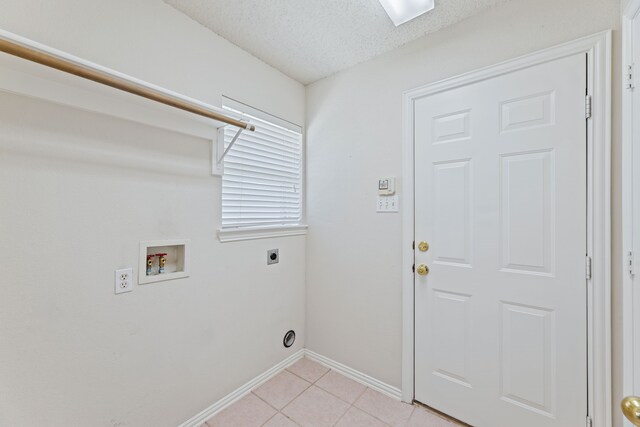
[[633, 10, 640, 406], [626, 6, 640, 426], [414, 53, 587, 427]]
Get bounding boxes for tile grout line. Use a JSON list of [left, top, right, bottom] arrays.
[[279, 363, 326, 410], [251, 359, 318, 426], [283, 364, 359, 427], [258, 358, 330, 426], [259, 410, 279, 427], [312, 369, 369, 407], [253, 376, 312, 421], [283, 362, 403, 426], [259, 407, 302, 427], [217, 358, 428, 427], [284, 361, 354, 427], [205, 357, 428, 427], [312, 366, 331, 383], [284, 360, 330, 385], [329, 401, 352, 427], [254, 391, 286, 427], [352, 385, 369, 405], [353, 387, 400, 426]]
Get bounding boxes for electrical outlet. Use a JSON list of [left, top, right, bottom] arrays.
[[267, 249, 279, 265], [115, 268, 133, 294]]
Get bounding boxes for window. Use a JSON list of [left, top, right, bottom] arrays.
[[219, 100, 304, 241]]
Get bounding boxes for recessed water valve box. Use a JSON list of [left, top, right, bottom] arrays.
[[139, 239, 190, 284]]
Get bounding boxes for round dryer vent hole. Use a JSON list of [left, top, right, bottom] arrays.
[[283, 330, 296, 348]]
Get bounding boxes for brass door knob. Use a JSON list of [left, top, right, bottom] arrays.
[[622, 396, 640, 426], [416, 264, 429, 276], [418, 241, 429, 252]]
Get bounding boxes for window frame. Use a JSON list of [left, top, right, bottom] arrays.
[[217, 97, 306, 242]]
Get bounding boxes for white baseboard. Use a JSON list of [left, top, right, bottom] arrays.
[[177, 349, 304, 427], [304, 349, 402, 400], [178, 348, 402, 427]]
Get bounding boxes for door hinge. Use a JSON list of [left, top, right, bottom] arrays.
[[629, 250, 635, 277], [585, 95, 592, 119], [586, 256, 592, 281], [412, 241, 415, 250], [586, 415, 593, 427], [412, 264, 415, 273], [626, 63, 635, 90]]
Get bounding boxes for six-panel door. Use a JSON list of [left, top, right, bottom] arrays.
[[414, 53, 587, 427]]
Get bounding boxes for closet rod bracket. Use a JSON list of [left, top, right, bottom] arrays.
[[217, 126, 244, 164]]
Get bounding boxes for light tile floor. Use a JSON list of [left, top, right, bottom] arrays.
[[205, 357, 465, 427]]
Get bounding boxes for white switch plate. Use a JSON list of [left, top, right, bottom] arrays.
[[115, 268, 133, 294], [377, 195, 399, 213]]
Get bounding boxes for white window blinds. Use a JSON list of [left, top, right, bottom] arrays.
[[221, 106, 302, 229]]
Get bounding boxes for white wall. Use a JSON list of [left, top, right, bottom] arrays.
[[305, 0, 622, 420], [0, 1, 305, 426]]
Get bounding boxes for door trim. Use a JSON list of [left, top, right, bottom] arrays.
[[401, 31, 612, 426], [622, 2, 640, 426]]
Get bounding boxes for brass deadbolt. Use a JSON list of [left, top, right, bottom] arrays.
[[418, 241, 429, 252], [416, 264, 429, 276], [622, 396, 640, 426]]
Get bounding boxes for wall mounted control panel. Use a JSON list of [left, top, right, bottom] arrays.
[[378, 177, 396, 196], [377, 177, 399, 213]]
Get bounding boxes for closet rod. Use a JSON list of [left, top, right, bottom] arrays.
[[0, 31, 255, 132]]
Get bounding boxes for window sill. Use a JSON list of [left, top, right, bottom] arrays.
[[217, 225, 308, 243]]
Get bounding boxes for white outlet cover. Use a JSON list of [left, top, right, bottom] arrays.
[[115, 268, 133, 294], [377, 195, 399, 213]]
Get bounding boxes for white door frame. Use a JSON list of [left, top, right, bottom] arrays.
[[622, 1, 640, 426], [402, 31, 612, 426]]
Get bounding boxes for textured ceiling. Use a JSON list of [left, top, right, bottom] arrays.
[[165, 0, 511, 84]]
